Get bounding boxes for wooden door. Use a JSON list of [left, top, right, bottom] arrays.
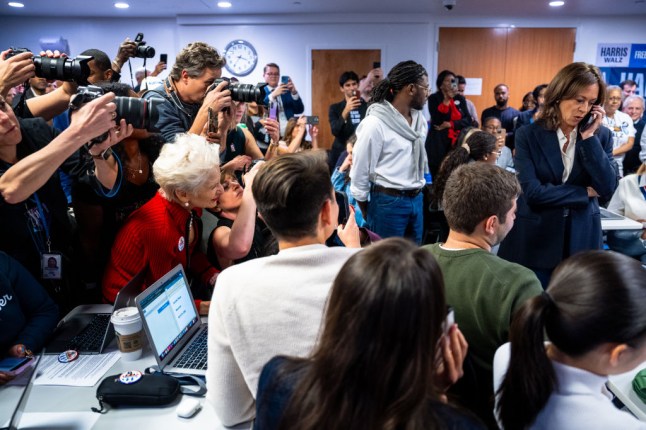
[[438, 27, 575, 122], [311, 49, 381, 150]]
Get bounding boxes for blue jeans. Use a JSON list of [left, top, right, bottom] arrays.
[[367, 191, 423, 245]]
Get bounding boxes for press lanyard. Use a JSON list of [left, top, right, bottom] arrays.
[[32, 193, 52, 253]]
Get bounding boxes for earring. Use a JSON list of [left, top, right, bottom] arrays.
[[184, 202, 190, 207]]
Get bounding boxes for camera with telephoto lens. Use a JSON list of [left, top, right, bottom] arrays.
[[207, 78, 268, 105], [6, 47, 93, 84], [69, 85, 163, 144], [133, 33, 155, 59]]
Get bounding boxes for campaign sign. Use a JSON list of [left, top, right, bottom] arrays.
[[630, 44, 646, 68], [597, 44, 631, 67], [600, 67, 644, 97]]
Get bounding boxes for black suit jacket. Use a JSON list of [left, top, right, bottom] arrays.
[[498, 123, 619, 270], [328, 99, 368, 152]]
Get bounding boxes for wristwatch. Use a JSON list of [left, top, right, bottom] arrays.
[[89, 147, 113, 161]]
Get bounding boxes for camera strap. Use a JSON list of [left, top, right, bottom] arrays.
[[163, 77, 193, 119]]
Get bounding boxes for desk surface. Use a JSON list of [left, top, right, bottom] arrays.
[[607, 361, 646, 422], [0, 313, 252, 430]]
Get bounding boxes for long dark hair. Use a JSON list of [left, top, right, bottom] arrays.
[[497, 251, 646, 429], [433, 129, 496, 207], [277, 238, 448, 430], [371, 61, 427, 105]]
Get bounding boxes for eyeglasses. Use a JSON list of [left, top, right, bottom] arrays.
[[415, 83, 431, 94], [607, 97, 622, 102], [265, 72, 280, 76]]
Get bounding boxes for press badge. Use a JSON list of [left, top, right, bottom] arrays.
[[41, 253, 62, 280]]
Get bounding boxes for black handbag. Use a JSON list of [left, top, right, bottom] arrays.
[[92, 372, 180, 413]]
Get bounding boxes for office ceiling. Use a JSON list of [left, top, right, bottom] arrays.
[[2, 0, 645, 18]]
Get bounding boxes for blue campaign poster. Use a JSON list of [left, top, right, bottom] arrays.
[[597, 43, 646, 96]]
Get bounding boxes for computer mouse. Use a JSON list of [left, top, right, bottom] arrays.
[[176, 397, 202, 418]]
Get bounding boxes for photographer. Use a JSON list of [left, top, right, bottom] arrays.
[[0, 49, 80, 121], [0, 91, 132, 312], [153, 42, 231, 143]]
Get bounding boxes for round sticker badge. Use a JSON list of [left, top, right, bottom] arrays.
[[119, 370, 142, 385], [178, 236, 185, 252], [58, 349, 79, 363]]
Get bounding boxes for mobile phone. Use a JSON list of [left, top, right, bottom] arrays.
[[353, 89, 361, 99], [0, 356, 31, 374], [269, 101, 278, 120], [442, 307, 455, 336], [207, 107, 218, 134], [281, 76, 290, 85], [579, 110, 596, 132], [306, 115, 319, 125], [160, 53, 167, 63], [335, 190, 350, 224], [373, 62, 381, 69]]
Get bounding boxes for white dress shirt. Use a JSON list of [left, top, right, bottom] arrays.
[[608, 173, 646, 222], [557, 127, 578, 182]]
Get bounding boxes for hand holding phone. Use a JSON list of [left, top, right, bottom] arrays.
[[281, 76, 290, 85]]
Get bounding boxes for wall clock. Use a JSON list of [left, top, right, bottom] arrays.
[[223, 40, 258, 77]]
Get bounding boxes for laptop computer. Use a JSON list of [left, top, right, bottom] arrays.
[[600, 207, 625, 221], [135, 264, 208, 376], [45, 270, 145, 354], [1, 351, 43, 430]]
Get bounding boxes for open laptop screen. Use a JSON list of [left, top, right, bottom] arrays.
[[139, 268, 198, 362]]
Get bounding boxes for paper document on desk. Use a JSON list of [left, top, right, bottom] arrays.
[[33, 351, 120, 386]]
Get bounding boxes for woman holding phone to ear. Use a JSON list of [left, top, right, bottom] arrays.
[[498, 62, 618, 287]]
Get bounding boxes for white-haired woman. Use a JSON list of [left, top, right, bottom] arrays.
[[102, 134, 223, 315]]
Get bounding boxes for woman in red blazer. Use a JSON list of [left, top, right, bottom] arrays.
[[102, 134, 223, 314]]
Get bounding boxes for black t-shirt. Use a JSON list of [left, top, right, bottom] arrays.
[[206, 215, 274, 271], [0, 118, 99, 285]]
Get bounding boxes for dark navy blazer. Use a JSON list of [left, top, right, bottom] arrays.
[[498, 123, 618, 270]]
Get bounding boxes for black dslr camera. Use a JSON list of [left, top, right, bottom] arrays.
[[133, 33, 155, 59], [6, 47, 93, 84], [69, 85, 163, 144], [207, 78, 268, 105]]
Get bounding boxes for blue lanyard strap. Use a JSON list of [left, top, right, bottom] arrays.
[[32, 193, 51, 252]]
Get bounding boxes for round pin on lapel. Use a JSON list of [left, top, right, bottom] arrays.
[[178, 236, 185, 252]]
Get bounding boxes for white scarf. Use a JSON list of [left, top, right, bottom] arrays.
[[365, 101, 429, 182]]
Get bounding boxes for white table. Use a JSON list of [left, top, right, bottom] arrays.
[[607, 361, 646, 421], [0, 314, 252, 430]]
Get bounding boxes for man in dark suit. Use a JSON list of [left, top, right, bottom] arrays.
[[262, 62, 304, 137], [481, 83, 520, 150], [327, 71, 367, 170], [622, 95, 645, 175]]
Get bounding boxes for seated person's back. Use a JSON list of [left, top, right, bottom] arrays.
[[207, 151, 360, 426]]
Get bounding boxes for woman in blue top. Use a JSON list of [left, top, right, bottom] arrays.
[[0, 252, 58, 385]]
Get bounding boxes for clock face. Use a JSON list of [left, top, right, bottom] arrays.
[[223, 40, 258, 77]]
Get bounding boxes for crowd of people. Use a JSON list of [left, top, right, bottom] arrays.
[[0, 36, 645, 430]]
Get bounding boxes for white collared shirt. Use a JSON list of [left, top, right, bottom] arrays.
[[557, 128, 578, 182]]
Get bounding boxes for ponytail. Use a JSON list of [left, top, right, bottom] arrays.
[[432, 146, 471, 207], [497, 293, 556, 430]]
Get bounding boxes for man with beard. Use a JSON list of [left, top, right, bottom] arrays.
[[481, 83, 520, 150], [350, 60, 431, 244]]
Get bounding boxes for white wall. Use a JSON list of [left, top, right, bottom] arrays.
[[1, 14, 644, 112]]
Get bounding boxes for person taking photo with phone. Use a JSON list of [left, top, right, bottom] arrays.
[[498, 62, 618, 287], [262, 63, 304, 137], [328, 71, 368, 170]]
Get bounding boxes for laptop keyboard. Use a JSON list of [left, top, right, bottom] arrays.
[[68, 313, 111, 352], [174, 329, 208, 370]]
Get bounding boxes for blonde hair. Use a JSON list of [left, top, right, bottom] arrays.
[[153, 134, 220, 203]]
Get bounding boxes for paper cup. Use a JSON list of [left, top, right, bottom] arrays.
[[111, 307, 144, 361]]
